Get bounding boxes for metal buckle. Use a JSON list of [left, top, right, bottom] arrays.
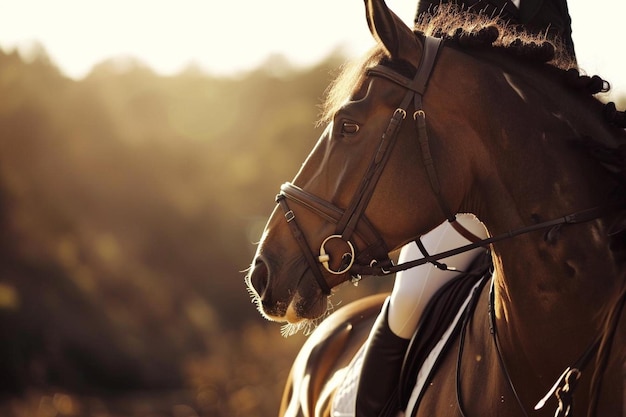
[[318, 235, 355, 275]]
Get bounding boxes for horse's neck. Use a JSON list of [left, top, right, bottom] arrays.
[[438, 45, 625, 416], [467, 47, 622, 301], [468, 47, 620, 147], [482, 148, 621, 355], [487, 224, 624, 415], [465, 54, 625, 394], [491, 223, 619, 333]]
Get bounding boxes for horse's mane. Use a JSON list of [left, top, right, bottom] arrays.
[[415, 4, 575, 68], [321, 5, 621, 125], [320, 5, 626, 185]]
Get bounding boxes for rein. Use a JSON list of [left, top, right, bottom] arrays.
[[351, 203, 625, 277]]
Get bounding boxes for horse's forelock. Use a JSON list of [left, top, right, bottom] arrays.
[[319, 48, 386, 126]]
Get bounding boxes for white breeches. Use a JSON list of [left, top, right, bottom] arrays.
[[388, 213, 488, 339]]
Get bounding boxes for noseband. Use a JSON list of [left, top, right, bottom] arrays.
[[275, 36, 447, 294]]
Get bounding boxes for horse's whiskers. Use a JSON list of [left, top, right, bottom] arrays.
[[278, 297, 337, 338], [280, 322, 309, 338]]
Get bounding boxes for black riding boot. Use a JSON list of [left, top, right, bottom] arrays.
[[356, 297, 410, 417]]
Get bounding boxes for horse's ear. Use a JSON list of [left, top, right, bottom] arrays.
[[364, 0, 420, 67]]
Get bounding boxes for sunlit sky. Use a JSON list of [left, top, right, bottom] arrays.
[[1, 0, 625, 99]]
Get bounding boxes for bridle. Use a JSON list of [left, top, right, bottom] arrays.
[[275, 34, 623, 290], [276, 35, 449, 295]]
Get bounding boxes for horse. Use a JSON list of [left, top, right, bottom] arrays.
[[245, 1, 626, 416]]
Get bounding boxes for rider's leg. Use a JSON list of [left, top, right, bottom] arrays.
[[355, 214, 487, 416], [388, 213, 488, 338]]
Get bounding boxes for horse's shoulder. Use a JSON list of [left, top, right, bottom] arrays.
[[280, 293, 388, 417], [294, 292, 388, 384]]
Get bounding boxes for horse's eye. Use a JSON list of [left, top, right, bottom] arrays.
[[341, 121, 360, 135]]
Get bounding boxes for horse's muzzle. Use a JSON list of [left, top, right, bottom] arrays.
[[247, 253, 329, 323]]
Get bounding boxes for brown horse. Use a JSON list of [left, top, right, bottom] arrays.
[[246, 1, 626, 416]]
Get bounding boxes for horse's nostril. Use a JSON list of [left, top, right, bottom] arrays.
[[249, 258, 269, 297]]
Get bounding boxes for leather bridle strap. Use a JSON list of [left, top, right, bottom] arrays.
[[365, 36, 455, 225], [274, 35, 446, 294], [370, 38, 484, 250], [335, 36, 446, 243], [279, 182, 391, 268], [276, 193, 332, 294]]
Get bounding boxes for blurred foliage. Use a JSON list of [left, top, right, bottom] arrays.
[[0, 47, 394, 417]]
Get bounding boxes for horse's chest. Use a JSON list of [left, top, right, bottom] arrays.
[[411, 357, 461, 416], [411, 337, 486, 417], [408, 300, 532, 417]]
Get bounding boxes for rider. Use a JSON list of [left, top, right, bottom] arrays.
[[355, 1, 576, 416]]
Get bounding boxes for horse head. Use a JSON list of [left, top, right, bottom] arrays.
[[246, 0, 480, 329]]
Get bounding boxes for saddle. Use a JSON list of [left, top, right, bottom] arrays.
[[398, 253, 492, 413], [332, 254, 491, 417]]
